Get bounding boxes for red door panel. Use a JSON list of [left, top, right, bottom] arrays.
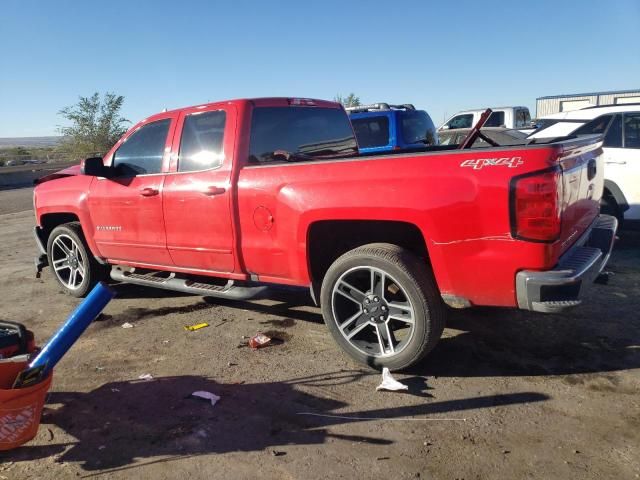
[[88, 113, 177, 265], [163, 173, 234, 271], [89, 175, 172, 265], [162, 104, 236, 272]]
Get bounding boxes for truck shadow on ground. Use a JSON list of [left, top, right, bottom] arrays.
[[4, 372, 548, 472], [198, 283, 640, 379], [103, 233, 639, 378]]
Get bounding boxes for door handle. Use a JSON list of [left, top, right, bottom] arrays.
[[202, 186, 226, 196], [604, 160, 626, 165], [140, 187, 159, 197]]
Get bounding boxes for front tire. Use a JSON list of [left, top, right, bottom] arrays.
[[47, 222, 105, 297], [320, 243, 446, 371]]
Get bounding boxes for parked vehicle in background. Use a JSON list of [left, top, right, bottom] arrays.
[[5, 159, 27, 167], [32, 97, 615, 370], [439, 127, 528, 147], [439, 106, 531, 131], [347, 103, 438, 154], [529, 104, 640, 223]]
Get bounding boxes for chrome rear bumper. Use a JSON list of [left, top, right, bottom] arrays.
[[516, 215, 617, 313]]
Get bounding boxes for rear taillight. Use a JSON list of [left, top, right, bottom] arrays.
[[510, 167, 562, 242]]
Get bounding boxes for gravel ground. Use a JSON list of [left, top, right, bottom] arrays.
[[0, 187, 33, 215], [0, 189, 638, 479]]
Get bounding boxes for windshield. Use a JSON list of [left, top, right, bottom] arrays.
[[248, 107, 358, 164], [401, 110, 438, 145]]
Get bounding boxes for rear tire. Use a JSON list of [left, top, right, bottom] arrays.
[[320, 243, 446, 371], [47, 222, 106, 297], [600, 194, 623, 228]]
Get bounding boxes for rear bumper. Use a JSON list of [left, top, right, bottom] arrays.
[[516, 215, 617, 313]]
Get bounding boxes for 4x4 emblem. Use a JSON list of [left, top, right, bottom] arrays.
[[460, 157, 523, 170]]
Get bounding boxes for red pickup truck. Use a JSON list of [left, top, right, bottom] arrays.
[[33, 97, 617, 370]]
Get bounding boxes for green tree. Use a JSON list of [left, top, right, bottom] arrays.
[[57, 92, 130, 159], [334, 93, 361, 108]]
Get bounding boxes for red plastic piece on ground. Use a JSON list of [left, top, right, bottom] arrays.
[[249, 333, 272, 349]]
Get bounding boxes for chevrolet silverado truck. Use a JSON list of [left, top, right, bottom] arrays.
[[33, 97, 617, 370]]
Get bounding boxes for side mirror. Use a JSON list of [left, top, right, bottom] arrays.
[[81, 157, 110, 177], [440, 125, 449, 130]]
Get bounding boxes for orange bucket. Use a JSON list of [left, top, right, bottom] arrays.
[[0, 359, 53, 451]]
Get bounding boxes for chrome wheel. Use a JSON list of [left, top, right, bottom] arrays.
[[331, 266, 415, 357], [51, 234, 86, 290]]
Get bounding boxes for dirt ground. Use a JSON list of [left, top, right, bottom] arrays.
[[0, 187, 638, 479]]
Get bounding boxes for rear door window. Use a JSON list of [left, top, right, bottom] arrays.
[[485, 111, 505, 127], [603, 115, 623, 148], [623, 113, 640, 148], [113, 119, 171, 176], [178, 111, 226, 172], [351, 116, 390, 148], [447, 114, 473, 129], [248, 107, 358, 164]]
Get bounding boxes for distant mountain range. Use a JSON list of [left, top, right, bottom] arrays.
[[0, 136, 64, 148]]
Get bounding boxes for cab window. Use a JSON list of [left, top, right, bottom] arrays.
[[248, 107, 358, 164], [351, 116, 390, 148], [623, 113, 640, 148], [113, 119, 171, 176], [447, 114, 473, 129], [178, 111, 226, 172], [603, 115, 622, 148], [485, 111, 505, 127]]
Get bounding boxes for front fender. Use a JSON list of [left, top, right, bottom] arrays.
[[34, 175, 101, 258]]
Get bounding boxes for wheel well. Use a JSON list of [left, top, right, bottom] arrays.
[[603, 187, 616, 201], [307, 220, 429, 292], [603, 180, 629, 212], [39, 213, 81, 245]]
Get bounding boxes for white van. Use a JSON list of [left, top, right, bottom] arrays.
[[530, 104, 640, 222], [439, 107, 531, 131]]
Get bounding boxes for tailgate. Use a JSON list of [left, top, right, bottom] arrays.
[[555, 135, 604, 254]]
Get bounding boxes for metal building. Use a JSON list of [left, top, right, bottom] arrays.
[[536, 89, 640, 118]]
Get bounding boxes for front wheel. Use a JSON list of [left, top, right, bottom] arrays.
[[320, 243, 446, 371], [47, 222, 105, 297]]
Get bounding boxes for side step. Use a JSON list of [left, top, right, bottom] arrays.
[[531, 299, 582, 313], [110, 266, 268, 300]]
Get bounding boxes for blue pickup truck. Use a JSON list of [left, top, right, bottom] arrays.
[[347, 103, 439, 154]]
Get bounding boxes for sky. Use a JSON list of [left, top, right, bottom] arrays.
[[1, 0, 639, 137]]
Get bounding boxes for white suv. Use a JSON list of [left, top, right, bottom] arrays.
[[530, 104, 640, 223]]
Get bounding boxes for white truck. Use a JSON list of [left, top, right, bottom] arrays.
[[438, 106, 532, 131]]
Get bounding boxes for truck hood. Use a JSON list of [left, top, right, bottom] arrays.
[[33, 164, 82, 185]]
